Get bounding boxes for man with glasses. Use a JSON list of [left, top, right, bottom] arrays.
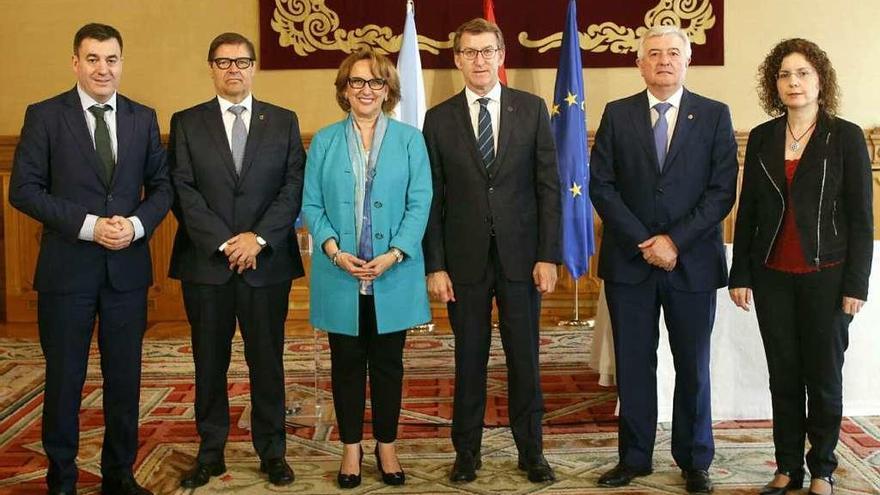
[[422, 18, 561, 484], [9, 23, 172, 495], [168, 32, 306, 488]]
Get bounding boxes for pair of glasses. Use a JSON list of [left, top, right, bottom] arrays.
[[777, 69, 814, 80], [348, 77, 386, 90], [211, 57, 255, 70], [457, 47, 500, 60]]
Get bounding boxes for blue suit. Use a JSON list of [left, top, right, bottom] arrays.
[[303, 117, 432, 335], [9, 87, 171, 490], [589, 89, 737, 471]]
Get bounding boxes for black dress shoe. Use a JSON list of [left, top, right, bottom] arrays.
[[180, 461, 227, 488], [759, 468, 805, 495], [449, 451, 481, 483], [681, 469, 714, 493], [101, 477, 152, 495], [260, 458, 294, 486], [337, 445, 363, 489], [807, 475, 834, 495], [597, 463, 652, 487], [375, 444, 405, 485], [517, 455, 556, 483]]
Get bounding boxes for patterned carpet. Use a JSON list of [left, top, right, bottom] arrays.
[[1, 328, 879, 494]]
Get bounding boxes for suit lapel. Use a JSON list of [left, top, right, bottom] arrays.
[[661, 90, 696, 173], [452, 91, 489, 179], [494, 87, 514, 171], [112, 95, 134, 187], [628, 91, 660, 171], [60, 88, 108, 187], [201, 99, 239, 181], [239, 99, 267, 182]]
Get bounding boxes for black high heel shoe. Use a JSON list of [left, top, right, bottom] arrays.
[[807, 475, 834, 495], [759, 468, 805, 495], [337, 445, 363, 489], [375, 444, 405, 486]]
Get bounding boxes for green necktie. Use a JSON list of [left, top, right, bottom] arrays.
[[88, 105, 114, 182]]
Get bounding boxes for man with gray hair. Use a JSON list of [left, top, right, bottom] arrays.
[[589, 26, 738, 493]]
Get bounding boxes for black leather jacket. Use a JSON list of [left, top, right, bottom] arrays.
[[729, 113, 873, 300]]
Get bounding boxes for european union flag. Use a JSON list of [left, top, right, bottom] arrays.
[[552, 0, 595, 279]]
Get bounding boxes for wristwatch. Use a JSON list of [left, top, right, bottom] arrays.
[[389, 247, 404, 263], [255, 235, 267, 248]]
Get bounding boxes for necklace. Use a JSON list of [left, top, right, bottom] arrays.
[[786, 119, 817, 152]]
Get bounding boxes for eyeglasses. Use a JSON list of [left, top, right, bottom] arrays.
[[457, 47, 500, 60], [777, 69, 814, 81], [211, 57, 255, 70], [347, 77, 386, 90]]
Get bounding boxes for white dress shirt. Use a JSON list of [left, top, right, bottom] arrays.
[[464, 82, 501, 151], [646, 86, 684, 150], [76, 85, 144, 242]]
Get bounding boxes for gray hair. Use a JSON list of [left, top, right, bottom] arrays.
[[636, 25, 692, 60]]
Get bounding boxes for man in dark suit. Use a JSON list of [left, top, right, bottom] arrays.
[[422, 18, 561, 484], [9, 23, 172, 495], [589, 26, 738, 493], [168, 32, 305, 488]]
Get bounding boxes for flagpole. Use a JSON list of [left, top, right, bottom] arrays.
[[557, 278, 595, 327]]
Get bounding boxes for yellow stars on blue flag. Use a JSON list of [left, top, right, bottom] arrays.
[[569, 181, 583, 198], [551, 89, 584, 121], [551, 103, 560, 117]]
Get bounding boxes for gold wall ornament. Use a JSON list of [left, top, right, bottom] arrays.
[[270, 0, 453, 57], [518, 0, 716, 54]]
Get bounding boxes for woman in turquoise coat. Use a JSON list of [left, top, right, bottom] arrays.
[[302, 48, 432, 489]]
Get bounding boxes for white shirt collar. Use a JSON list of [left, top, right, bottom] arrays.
[[77, 84, 117, 112], [217, 93, 253, 114], [464, 82, 502, 106], [646, 86, 684, 110]]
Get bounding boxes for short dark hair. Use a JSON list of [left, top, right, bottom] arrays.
[[207, 32, 256, 62], [334, 48, 401, 114], [453, 18, 505, 53], [73, 23, 123, 55], [757, 38, 840, 116]]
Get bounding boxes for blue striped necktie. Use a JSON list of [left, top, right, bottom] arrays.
[[653, 102, 671, 171], [477, 97, 495, 167]]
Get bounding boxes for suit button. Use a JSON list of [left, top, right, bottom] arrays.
[[655, 187, 664, 194], [373, 201, 382, 208], [107, 194, 113, 202], [488, 187, 495, 193], [375, 233, 384, 240]]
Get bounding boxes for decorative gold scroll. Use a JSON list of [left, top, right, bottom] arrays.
[[270, 0, 452, 56], [519, 0, 715, 54], [270, 0, 715, 57]]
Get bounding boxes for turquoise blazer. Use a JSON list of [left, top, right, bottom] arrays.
[[303, 117, 432, 335]]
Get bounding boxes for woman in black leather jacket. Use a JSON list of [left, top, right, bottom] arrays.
[[729, 39, 872, 495]]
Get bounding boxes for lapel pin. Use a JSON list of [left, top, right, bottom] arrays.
[[507, 106, 513, 112], [259, 114, 265, 120], [688, 114, 694, 120]]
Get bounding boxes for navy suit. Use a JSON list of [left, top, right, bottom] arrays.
[[9, 87, 172, 490], [589, 89, 737, 470]]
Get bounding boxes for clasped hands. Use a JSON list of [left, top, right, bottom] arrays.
[[223, 232, 263, 273], [638, 234, 678, 272], [323, 239, 396, 282], [94, 215, 134, 250]]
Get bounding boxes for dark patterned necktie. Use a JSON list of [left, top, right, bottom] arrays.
[[88, 105, 114, 182], [477, 97, 495, 167]]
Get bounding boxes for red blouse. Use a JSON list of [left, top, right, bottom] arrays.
[[765, 159, 838, 273]]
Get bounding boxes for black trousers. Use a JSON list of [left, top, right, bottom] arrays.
[[447, 241, 545, 462], [751, 263, 851, 478], [328, 295, 407, 444], [38, 286, 148, 491], [182, 277, 292, 464]]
